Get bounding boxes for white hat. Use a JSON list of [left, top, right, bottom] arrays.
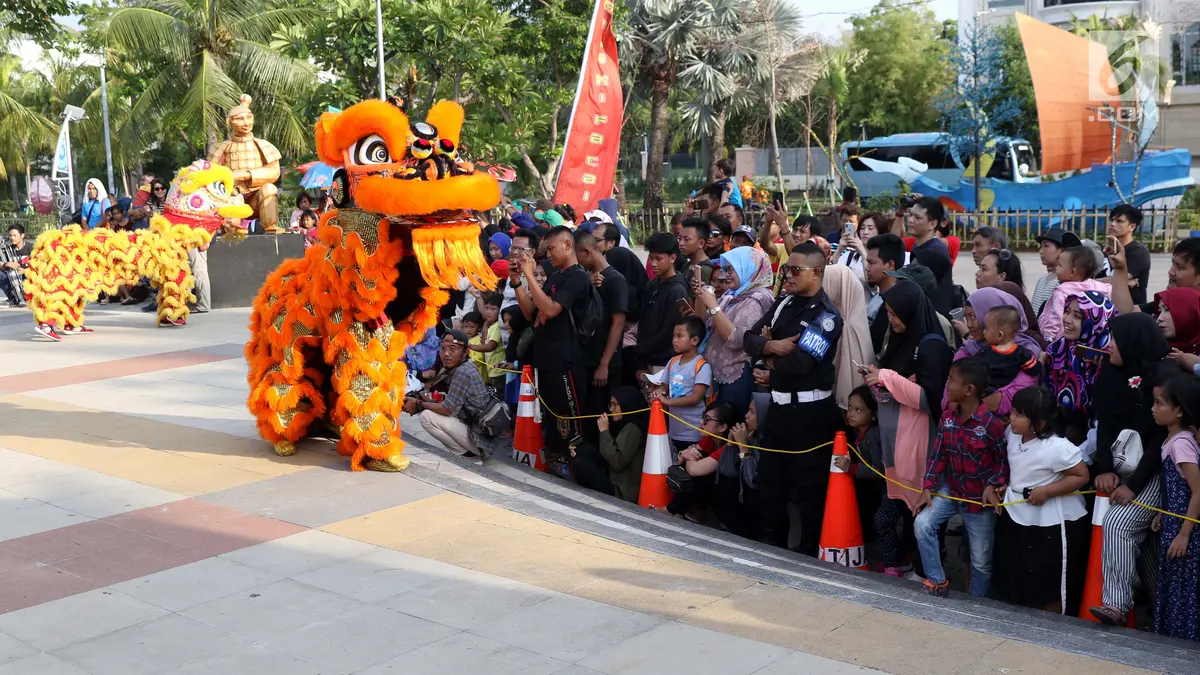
[[584, 209, 612, 224]]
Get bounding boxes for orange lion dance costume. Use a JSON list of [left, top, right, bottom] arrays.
[[245, 96, 499, 471]]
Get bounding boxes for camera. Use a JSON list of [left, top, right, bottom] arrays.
[[898, 194, 917, 210]]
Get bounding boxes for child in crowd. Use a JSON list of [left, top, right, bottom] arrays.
[[721, 392, 766, 539], [981, 306, 1042, 391], [461, 311, 498, 382], [479, 294, 505, 390], [835, 385, 904, 576], [1151, 375, 1200, 640], [992, 386, 1090, 614], [913, 357, 1008, 598], [297, 209, 320, 247], [571, 386, 648, 503], [649, 316, 713, 456], [1038, 246, 1112, 342]]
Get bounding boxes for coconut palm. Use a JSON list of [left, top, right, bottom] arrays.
[[810, 45, 866, 187], [0, 51, 55, 202], [99, 0, 317, 155], [627, 0, 740, 213]]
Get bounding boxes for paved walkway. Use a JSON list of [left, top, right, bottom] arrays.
[[0, 302, 1191, 675]]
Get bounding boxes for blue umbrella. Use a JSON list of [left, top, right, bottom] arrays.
[[300, 162, 336, 189]]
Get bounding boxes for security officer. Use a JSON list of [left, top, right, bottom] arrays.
[[744, 240, 843, 556]]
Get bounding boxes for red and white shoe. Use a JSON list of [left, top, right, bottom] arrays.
[[161, 317, 186, 327], [59, 325, 94, 335], [34, 323, 63, 342]]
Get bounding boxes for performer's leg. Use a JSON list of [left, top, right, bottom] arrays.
[[188, 247, 211, 312], [328, 321, 409, 472]]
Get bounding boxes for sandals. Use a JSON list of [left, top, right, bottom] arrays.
[[1088, 605, 1126, 626]]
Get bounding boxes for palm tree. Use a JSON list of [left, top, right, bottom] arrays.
[[810, 45, 866, 188], [627, 0, 740, 213], [99, 0, 317, 155], [737, 0, 821, 192], [0, 50, 54, 205]]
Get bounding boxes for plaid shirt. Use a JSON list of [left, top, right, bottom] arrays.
[[923, 404, 1009, 513]]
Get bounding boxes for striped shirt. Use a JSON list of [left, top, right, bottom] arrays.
[[1030, 273, 1059, 315]]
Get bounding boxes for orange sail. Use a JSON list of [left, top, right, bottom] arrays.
[[1016, 13, 1119, 174]]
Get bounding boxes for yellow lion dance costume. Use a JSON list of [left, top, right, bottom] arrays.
[[245, 96, 499, 472], [24, 161, 252, 337]]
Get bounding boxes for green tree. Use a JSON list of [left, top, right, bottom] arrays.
[[626, 0, 740, 213], [96, 0, 317, 155], [0, 35, 55, 203], [1, 0, 71, 47], [993, 24, 1038, 153], [811, 45, 865, 187], [842, 0, 951, 139]]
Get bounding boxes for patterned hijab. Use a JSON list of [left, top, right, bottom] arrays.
[[719, 246, 773, 299], [1044, 290, 1116, 417]]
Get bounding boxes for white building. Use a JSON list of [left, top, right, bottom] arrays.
[[959, 0, 1200, 175]]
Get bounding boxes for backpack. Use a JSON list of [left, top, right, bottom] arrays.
[[666, 355, 716, 406], [568, 267, 605, 344]]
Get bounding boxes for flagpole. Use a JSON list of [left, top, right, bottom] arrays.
[[375, 0, 386, 99], [554, 0, 603, 188]]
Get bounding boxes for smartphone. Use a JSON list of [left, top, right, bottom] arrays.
[[677, 298, 692, 314], [1074, 344, 1108, 359], [692, 266, 702, 282], [771, 191, 785, 209], [851, 359, 868, 374], [843, 221, 855, 237]]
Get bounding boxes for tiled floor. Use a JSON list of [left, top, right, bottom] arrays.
[[0, 305, 1176, 674]]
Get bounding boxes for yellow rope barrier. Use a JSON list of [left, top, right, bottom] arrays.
[[497, 366, 1200, 524]]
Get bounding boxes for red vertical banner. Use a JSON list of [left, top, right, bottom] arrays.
[[553, 0, 621, 216]]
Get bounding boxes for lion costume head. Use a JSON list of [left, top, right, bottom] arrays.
[[162, 159, 254, 234], [313, 96, 499, 291]]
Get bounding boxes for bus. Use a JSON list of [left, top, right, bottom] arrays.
[[841, 133, 1040, 197]]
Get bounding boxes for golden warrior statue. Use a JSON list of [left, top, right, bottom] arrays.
[[208, 94, 283, 233]]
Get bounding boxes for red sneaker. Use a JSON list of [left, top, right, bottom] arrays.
[[34, 323, 63, 342], [922, 579, 950, 598], [60, 325, 94, 335]]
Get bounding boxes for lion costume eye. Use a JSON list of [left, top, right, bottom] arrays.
[[351, 134, 392, 165], [208, 181, 228, 197]]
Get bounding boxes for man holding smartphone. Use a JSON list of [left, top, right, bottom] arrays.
[[637, 233, 689, 373]]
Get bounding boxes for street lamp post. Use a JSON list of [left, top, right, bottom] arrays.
[[100, 53, 115, 196]]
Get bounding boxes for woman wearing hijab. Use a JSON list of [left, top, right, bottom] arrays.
[[571, 386, 648, 503], [823, 265, 876, 409], [488, 232, 512, 263], [79, 178, 111, 230], [693, 246, 774, 413], [1088, 313, 1173, 626], [1154, 287, 1200, 356], [1042, 290, 1117, 446], [862, 280, 953, 575], [951, 286, 1042, 415]]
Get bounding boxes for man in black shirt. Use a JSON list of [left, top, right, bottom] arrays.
[[594, 222, 648, 386], [575, 229, 628, 443], [678, 217, 713, 291], [1108, 204, 1151, 306], [704, 215, 732, 260], [744, 241, 843, 556], [1, 224, 32, 307], [637, 233, 689, 372], [907, 196, 955, 315], [515, 226, 591, 471], [865, 233, 906, 356]]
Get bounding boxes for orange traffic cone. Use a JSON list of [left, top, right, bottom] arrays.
[[818, 431, 867, 570], [512, 365, 545, 471], [638, 400, 672, 509], [1078, 493, 1136, 627]]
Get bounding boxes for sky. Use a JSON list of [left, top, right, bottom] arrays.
[[797, 0, 959, 38], [18, 0, 961, 75]]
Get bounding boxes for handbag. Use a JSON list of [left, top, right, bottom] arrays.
[[666, 464, 694, 494], [473, 396, 513, 439]]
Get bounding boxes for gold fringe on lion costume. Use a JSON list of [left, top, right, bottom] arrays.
[[245, 95, 499, 472]]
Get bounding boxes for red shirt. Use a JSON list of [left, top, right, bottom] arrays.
[[923, 403, 1008, 512], [699, 435, 725, 461]]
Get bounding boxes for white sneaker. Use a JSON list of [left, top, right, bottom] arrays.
[[34, 324, 62, 342], [59, 325, 94, 335]]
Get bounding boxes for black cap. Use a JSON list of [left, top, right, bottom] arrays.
[[443, 330, 469, 346], [731, 225, 756, 242], [1035, 227, 1082, 248], [886, 263, 937, 298]]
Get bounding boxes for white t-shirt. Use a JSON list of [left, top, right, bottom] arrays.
[[1004, 428, 1087, 527]]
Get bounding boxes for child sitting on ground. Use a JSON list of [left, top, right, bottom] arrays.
[[913, 357, 1009, 598], [981, 306, 1042, 391], [647, 316, 713, 457]]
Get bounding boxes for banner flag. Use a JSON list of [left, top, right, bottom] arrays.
[[553, 0, 621, 215]]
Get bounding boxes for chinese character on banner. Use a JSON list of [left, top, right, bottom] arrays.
[[553, 0, 621, 216]]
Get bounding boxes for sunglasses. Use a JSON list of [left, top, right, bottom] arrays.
[[153, 186, 167, 191], [781, 264, 817, 278]]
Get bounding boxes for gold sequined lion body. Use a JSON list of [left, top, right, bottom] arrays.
[[245, 97, 499, 472]]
